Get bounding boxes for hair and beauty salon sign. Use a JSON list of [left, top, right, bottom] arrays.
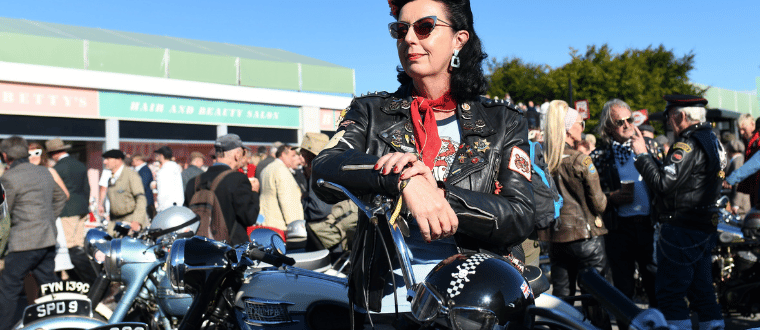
[[99, 92, 300, 128]]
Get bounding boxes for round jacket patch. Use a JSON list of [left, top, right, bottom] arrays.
[[671, 150, 684, 163]]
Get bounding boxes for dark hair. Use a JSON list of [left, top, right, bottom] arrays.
[[0, 136, 30, 162], [391, 0, 488, 102], [275, 145, 292, 158]]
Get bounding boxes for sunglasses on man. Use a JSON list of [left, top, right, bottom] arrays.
[[612, 116, 634, 127], [389, 16, 452, 40]]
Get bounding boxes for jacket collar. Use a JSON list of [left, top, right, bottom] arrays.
[[8, 157, 29, 170], [380, 84, 496, 138], [680, 122, 711, 138]]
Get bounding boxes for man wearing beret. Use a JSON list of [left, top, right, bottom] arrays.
[[631, 94, 725, 330], [102, 149, 148, 235]]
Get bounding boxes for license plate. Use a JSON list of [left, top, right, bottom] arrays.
[[22, 299, 91, 325]]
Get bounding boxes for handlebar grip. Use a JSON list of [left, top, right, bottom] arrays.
[[577, 268, 641, 326], [247, 248, 296, 267]]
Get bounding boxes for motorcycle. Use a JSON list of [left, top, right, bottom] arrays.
[[168, 228, 349, 329], [168, 180, 641, 330], [712, 197, 760, 316]]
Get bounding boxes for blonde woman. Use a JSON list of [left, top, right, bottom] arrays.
[[538, 100, 608, 297]]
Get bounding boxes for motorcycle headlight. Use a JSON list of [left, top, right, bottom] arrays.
[[85, 228, 112, 264], [104, 239, 124, 281], [168, 238, 187, 293]]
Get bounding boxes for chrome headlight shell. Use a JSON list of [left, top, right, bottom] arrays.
[[85, 228, 112, 264], [168, 238, 187, 293], [104, 239, 124, 281]]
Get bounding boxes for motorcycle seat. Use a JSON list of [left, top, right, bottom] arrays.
[[289, 249, 331, 273], [524, 265, 550, 296]]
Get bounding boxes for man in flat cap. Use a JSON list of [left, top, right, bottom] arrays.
[[184, 134, 259, 245], [102, 149, 148, 235], [631, 94, 725, 330]]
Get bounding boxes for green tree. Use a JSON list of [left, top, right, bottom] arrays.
[[487, 44, 705, 132], [486, 57, 553, 103]]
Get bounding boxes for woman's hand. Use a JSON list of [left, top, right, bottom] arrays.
[[402, 176, 458, 243], [374, 152, 420, 175]]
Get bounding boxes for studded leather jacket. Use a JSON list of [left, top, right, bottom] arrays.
[[312, 85, 535, 312], [634, 123, 723, 232]]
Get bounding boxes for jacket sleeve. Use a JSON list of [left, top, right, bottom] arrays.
[[579, 154, 607, 215], [443, 112, 535, 248], [312, 98, 402, 203], [635, 139, 698, 196], [130, 173, 148, 227], [726, 151, 760, 185]]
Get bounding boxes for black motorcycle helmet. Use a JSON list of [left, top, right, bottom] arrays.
[[411, 252, 535, 330]]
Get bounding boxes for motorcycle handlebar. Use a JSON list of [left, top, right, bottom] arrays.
[[246, 248, 296, 267], [577, 268, 641, 327]]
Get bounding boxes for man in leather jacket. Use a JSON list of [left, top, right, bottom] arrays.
[[631, 94, 724, 330], [590, 99, 658, 307], [312, 86, 535, 313]]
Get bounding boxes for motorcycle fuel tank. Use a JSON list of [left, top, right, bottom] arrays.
[[234, 267, 349, 324]]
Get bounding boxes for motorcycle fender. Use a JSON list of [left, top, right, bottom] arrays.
[[235, 269, 348, 313], [15, 315, 106, 330], [534, 293, 592, 327]]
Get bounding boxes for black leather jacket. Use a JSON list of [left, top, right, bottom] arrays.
[[312, 85, 535, 311], [634, 122, 723, 232], [590, 137, 659, 230]]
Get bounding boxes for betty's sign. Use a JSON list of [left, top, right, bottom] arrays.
[[0, 82, 99, 118]]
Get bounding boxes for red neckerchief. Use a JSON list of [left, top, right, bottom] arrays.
[[747, 131, 760, 158], [409, 90, 457, 169]]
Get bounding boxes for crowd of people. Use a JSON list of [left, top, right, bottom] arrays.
[[0, 0, 755, 329], [0, 132, 360, 328]]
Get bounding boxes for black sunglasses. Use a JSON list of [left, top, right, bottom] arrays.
[[612, 116, 634, 127], [389, 16, 452, 40]]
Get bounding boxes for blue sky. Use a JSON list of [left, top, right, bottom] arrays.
[[3, 0, 758, 99]]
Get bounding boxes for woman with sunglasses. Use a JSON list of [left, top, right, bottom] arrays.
[[29, 142, 73, 279], [312, 0, 534, 319]]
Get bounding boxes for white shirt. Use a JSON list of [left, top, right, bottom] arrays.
[[109, 165, 124, 186], [99, 169, 112, 187], [156, 161, 185, 211], [134, 162, 146, 172]]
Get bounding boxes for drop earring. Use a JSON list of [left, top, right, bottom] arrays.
[[450, 49, 460, 68]]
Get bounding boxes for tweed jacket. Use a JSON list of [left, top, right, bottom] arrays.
[[538, 146, 607, 243], [1, 160, 67, 252], [259, 159, 304, 232], [53, 155, 91, 217], [107, 165, 148, 231]]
